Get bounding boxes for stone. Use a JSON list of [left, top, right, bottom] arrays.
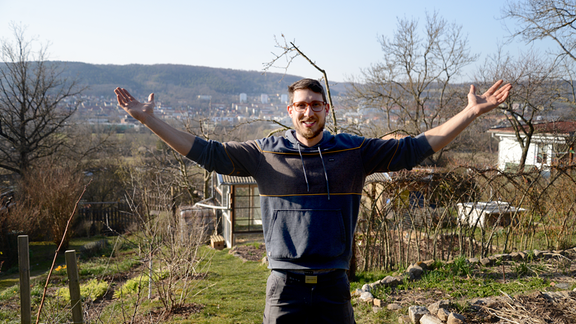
[[543, 252, 555, 259], [416, 260, 429, 271], [397, 315, 411, 324], [420, 314, 443, 324], [428, 300, 450, 316], [362, 284, 371, 292], [493, 253, 510, 260], [437, 308, 450, 321], [555, 282, 571, 290], [480, 258, 492, 266], [468, 257, 479, 265], [352, 289, 363, 297], [381, 276, 402, 287], [447, 312, 465, 324], [408, 305, 430, 323], [407, 264, 424, 280], [372, 306, 381, 313], [423, 259, 435, 269], [518, 251, 526, 260], [373, 298, 382, 307], [387, 303, 402, 311], [360, 291, 374, 303], [510, 252, 522, 261]]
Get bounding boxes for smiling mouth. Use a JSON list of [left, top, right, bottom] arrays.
[[301, 120, 316, 127]]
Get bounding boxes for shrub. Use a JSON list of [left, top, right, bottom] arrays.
[[10, 164, 85, 251]]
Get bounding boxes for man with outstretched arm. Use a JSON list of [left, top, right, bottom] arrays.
[[114, 79, 510, 324]]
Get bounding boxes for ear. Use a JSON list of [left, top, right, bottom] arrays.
[[287, 104, 293, 117], [325, 103, 330, 116]]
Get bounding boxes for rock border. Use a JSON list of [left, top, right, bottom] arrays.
[[352, 247, 576, 324]]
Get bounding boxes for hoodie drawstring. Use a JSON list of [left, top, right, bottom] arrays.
[[297, 144, 310, 192], [297, 143, 331, 200], [318, 147, 330, 200]]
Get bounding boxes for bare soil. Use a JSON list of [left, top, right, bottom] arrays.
[[228, 244, 267, 262]]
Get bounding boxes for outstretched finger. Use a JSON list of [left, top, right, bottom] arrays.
[[483, 80, 505, 96], [115, 88, 129, 102]]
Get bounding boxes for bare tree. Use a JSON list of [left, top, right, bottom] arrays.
[[502, 0, 576, 62], [348, 11, 477, 164], [477, 48, 560, 171], [0, 24, 83, 175]]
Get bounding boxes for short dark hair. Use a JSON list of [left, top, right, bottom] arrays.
[[288, 78, 327, 104]]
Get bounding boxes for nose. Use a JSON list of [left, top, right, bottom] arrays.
[[303, 105, 315, 117]]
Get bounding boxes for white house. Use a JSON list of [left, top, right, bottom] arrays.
[[488, 121, 576, 171]]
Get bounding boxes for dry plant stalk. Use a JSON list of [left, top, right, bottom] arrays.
[[35, 180, 90, 324]]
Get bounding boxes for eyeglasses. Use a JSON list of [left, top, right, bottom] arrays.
[[291, 101, 327, 112]]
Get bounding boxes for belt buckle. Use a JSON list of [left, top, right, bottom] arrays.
[[305, 275, 317, 284], [304, 271, 318, 284]]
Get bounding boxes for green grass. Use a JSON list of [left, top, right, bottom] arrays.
[[183, 247, 269, 323], [0, 236, 565, 324], [364, 260, 551, 303]]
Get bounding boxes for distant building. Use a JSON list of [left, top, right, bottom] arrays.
[[488, 121, 576, 171], [280, 94, 288, 104], [239, 93, 247, 103], [261, 94, 269, 104]]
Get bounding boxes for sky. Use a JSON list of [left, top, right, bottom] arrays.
[[0, 0, 550, 84]]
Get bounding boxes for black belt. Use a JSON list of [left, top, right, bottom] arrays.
[[272, 269, 346, 284]]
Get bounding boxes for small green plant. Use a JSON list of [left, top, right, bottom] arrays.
[[447, 256, 471, 277], [513, 262, 531, 277], [525, 250, 535, 262], [55, 279, 108, 302], [114, 269, 168, 299], [114, 274, 148, 299], [0, 284, 18, 301]]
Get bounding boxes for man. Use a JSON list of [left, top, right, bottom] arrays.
[[115, 78, 511, 323]]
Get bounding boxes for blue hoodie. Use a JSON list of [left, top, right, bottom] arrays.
[[187, 130, 434, 270]]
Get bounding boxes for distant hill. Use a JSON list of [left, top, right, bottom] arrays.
[[54, 62, 347, 106]]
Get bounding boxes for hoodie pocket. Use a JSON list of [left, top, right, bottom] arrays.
[[267, 209, 346, 261]]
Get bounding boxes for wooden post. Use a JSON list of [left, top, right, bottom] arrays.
[[18, 235, 31, 324], [65, 250, 84, 324]]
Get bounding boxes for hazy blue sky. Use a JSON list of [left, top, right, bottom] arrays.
[[0, 0, 550, 83]]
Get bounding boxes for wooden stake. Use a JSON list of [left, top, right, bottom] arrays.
[[18, 235, 31, 324], [65, 250, 84, 324]]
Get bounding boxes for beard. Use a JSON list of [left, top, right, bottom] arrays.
[[294, 117, 325, 140]]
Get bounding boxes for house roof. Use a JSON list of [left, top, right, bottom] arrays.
[[488, 121, 576, 136], [217, 174, 257, 185], [366, 172, 392, 183]]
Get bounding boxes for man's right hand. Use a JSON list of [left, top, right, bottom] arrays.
[[113, 87, 196, 156], [114, 87, 155, 123]]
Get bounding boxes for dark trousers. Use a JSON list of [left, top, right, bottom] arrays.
[[263, 270, 356, 324]]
